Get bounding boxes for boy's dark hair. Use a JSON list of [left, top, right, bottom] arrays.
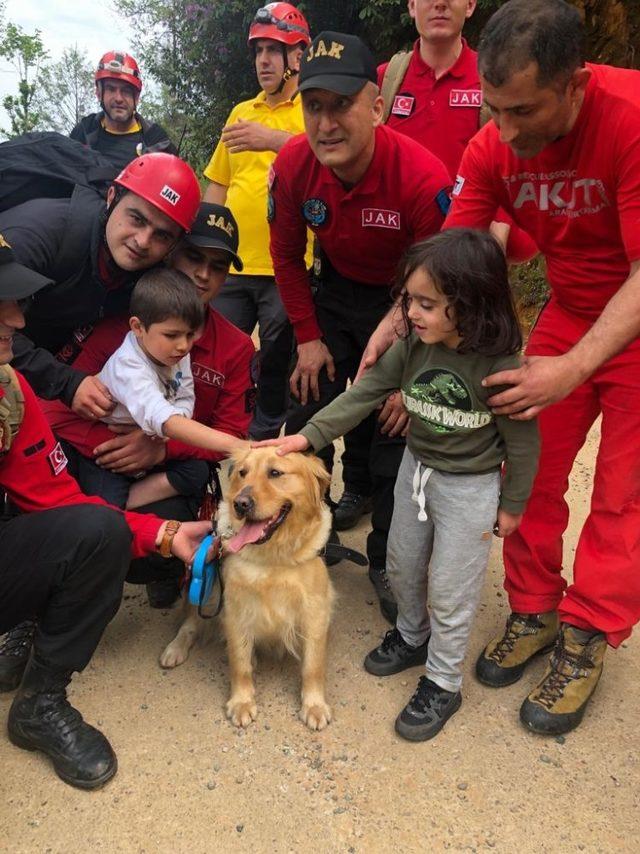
[[130, 268, 205, 330], [392, 229, 522, 357], [478, 0, 584, 89]]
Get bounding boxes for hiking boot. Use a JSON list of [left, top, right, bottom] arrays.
[[395, 676, 462, 742], [476, 611, 559, 687], [364, 627, 428, 676], [8, 655, 117, 790], [146, 577, 181, 609], [520, 623, 607, 736], [368, 566, 398, 625], [0, 620, 36, 692], [333, 492, 372, 531]]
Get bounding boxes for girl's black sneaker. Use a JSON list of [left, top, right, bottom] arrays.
[[395, 676, 462, 741], [364, 627, 428, 676]]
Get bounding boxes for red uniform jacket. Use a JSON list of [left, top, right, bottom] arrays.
[[1, 372, 160, 557], [42, 308, 256, 463], [377, 39, 537, 263], [269, 124, 452, 344]]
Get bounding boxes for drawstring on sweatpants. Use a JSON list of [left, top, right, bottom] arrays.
[[412, 460, 434, 521]]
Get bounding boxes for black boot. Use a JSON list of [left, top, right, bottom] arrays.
[[0, 620, 35, 692], [7, 656, 117, 790]]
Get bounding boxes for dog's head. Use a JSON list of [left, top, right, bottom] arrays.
[[222, 447, 331, 561]]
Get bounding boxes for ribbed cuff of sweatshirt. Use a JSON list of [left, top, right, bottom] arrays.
[[300, 423, 331, 453], [498, 495, 528, 515]]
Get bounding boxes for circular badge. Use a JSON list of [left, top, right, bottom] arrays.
[[302, 198, 329, 227]]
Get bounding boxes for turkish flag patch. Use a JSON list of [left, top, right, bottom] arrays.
[[47, 441, 68, 476], [391, 94, 415, 117]]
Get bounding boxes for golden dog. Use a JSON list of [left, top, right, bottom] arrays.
[[160, 447, 335, 731]]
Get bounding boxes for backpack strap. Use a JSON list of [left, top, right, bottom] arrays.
[[381, 51, 413, 123], [0, 365, 25, 456], [50, 185, 102, 284]]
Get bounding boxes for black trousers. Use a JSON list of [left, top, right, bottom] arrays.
[[62, 441, 207, 585], [0, 505, 132, 672], [367, 429, 406, 570], [285, 268, 393, 495]]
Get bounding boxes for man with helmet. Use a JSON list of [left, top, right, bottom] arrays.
[[0, 151, 200, 420], [203, 3, 312, 440], [70, 50, 177, 171]]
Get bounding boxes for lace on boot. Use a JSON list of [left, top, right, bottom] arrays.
[[0, 620, 36, 659]]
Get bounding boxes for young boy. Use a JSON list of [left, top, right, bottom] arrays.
[[98, 268, 247, 509]]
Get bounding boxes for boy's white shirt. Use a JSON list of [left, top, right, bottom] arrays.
[[98, 330, 195, 438]]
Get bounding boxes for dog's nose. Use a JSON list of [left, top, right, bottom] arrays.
[[233, 488, 254, 518]]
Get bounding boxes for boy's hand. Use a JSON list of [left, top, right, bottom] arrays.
[[251, 435, 310, 456], [494, 509, 523, 538]]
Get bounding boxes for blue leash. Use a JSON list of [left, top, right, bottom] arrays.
[[188, 533, 223, 617]]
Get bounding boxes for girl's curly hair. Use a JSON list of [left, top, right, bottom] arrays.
[[391, 228, 523, 356]]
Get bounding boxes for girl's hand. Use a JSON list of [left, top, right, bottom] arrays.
[[251, 435, 310, 456], [494, 509, 523, 538]]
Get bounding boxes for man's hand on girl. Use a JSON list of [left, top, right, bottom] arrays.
[[494, 509, 523, 538], [378, 391, 409, 437], [482, 354, 583, 420], [251, 435, 310, 456]]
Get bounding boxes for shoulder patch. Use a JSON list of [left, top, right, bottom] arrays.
[[302, 198, 329, 228], [47, 441, 68, 476]]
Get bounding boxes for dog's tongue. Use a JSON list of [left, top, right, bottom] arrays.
[[225, 520, 266, 553]]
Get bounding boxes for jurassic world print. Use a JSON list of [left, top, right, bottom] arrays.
[[402, 369, 492, 434]]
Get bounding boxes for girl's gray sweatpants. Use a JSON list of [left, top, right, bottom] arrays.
[[387, 447, 501, 693]]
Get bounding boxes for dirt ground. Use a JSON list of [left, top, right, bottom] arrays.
[[1, 423, 638, 854]]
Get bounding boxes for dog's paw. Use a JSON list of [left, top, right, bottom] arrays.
[[159, 641, 189, 669], [226, 698, 257, 728], [300, 700, 332, 731]]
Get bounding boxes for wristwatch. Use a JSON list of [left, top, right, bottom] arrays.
[[159, 520, 182, 558]]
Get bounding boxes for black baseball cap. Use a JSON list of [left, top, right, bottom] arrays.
[[298, 31, 377, 96], [183, 203, 243, 271], [0, 233, 53, 300]]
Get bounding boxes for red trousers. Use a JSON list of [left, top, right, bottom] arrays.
[[503, 300, 640, 647]]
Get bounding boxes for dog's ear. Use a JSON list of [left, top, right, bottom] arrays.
[[301, 452, 331, 508]]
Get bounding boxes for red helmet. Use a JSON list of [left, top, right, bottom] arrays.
[[248, 3, 310, 47], [114, 154, 201, 232], [96, 51, 142, 92]]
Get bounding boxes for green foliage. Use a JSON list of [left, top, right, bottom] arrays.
[[36, 46, 95, 134], [0, 22, 48, 137], [510, 256, 550, 336]]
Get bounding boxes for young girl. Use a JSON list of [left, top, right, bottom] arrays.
[[258, 228, 540, 742]]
